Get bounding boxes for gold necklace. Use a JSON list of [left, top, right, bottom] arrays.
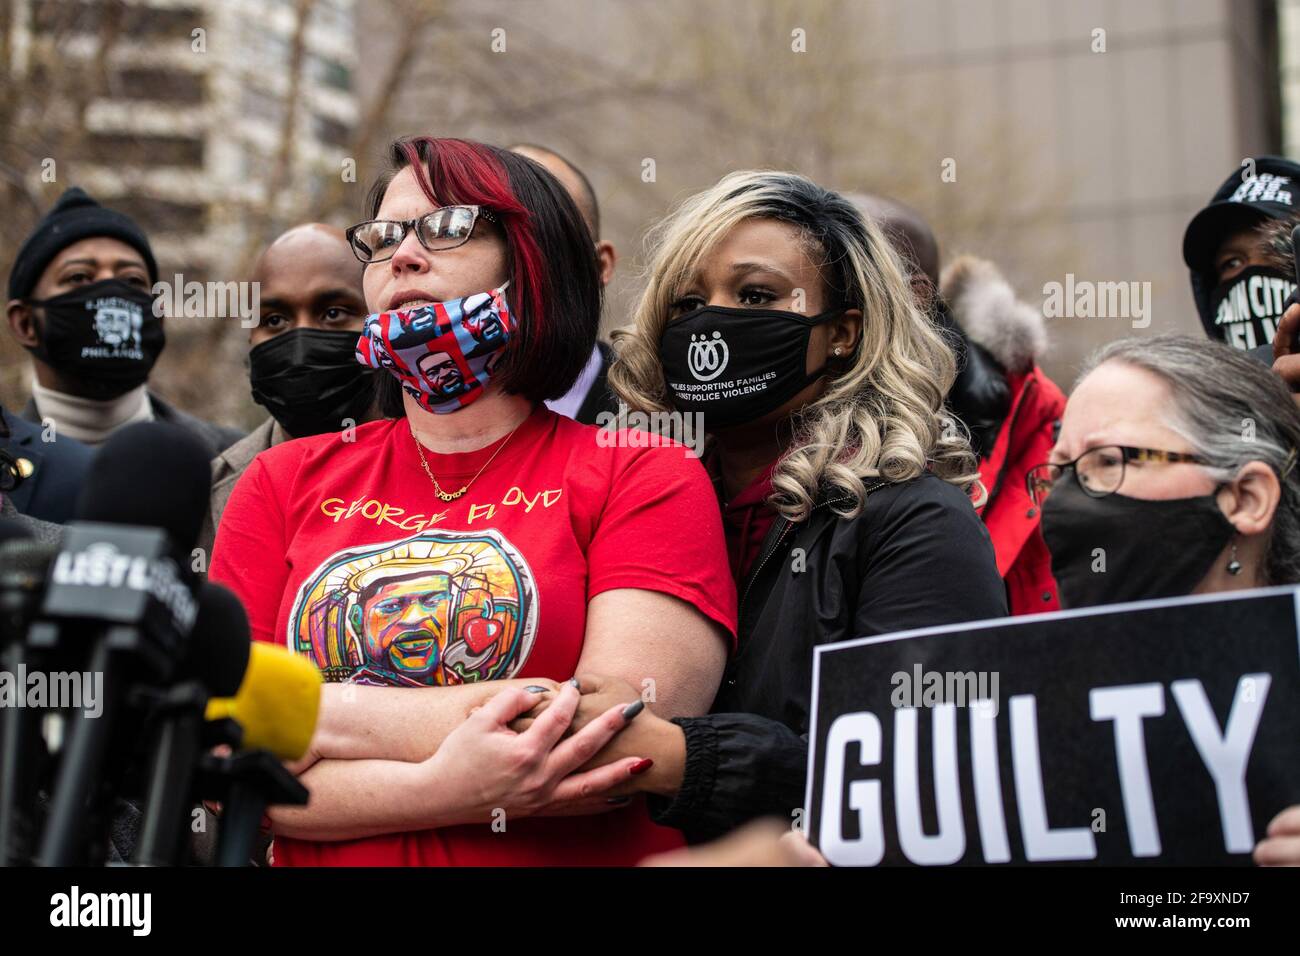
[[411, 420, 522, 502]]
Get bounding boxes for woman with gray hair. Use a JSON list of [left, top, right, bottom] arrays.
[[1031, 333, 1300, 604], [1028, 332, 1300, 865]]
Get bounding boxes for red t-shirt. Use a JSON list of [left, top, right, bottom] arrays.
[[209, 404, 736, 866]]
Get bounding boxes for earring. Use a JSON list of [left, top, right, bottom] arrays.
[[833, 347, 843, 356], [1226, 539, 1242, 576]]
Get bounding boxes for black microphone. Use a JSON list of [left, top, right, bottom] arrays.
[[73, 421, 212, 569], [0, 523, 59, 865], [133, 582, 250, 866], [0, 520, 48, 650], [36, 422, 212, 866], [173, 583, 250, 701]]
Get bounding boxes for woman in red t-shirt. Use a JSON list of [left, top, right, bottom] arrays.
[[209, 137, 736, 866]]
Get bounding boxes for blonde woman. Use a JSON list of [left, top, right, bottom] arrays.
[[525, 171, 1008, 842]]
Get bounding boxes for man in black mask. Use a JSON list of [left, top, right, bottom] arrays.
[[196, 223, 376, 559], [1182, 156, 1300, 360], [6, 187, 243, 453]]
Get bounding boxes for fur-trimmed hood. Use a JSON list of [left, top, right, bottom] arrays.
[[940, 255, 1047, 375]]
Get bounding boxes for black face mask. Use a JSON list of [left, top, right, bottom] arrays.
[[1039, 470, 1236, 610], [658, 304, 843, 428], [248, 328, 376, 438], [1206, 265, 1296, 352], [26, 279, 164, 400]]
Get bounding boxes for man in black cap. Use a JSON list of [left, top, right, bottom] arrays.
[[5, 187, 243, 454], [1182, 156, 1300, 360]]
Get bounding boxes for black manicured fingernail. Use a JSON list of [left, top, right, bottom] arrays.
[[569, 677, 581, 690], [605, 796, 632, 805], [524, 685, 548, 694], [621, 699, 645, 721]]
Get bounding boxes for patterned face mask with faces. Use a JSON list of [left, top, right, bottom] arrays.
[[356, 282, 513, 414]]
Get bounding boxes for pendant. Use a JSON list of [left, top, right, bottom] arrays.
[[436, 487, 467, 502]]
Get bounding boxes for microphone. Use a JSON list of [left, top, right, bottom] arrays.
[[205, 644, 322, 762], [37, 422, 212, 866], [0, 521, 51, 651], [174, 583, 251, 700], [73, 421, 212, 568], [0, 523, 59, 865], [133, 582, 251, 866]]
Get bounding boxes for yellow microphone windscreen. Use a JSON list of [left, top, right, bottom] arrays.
[[205, 643, 322, 761]]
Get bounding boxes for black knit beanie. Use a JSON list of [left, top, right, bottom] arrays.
[[7, 187, 158, 301]]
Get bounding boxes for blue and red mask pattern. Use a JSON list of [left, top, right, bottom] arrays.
[[356, 283, 513, 414]]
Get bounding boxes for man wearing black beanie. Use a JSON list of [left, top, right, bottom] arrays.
[[5, 187, 243, 453]]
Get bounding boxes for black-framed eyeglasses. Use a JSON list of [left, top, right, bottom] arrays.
[[1025, 445, 1209, 507], [345, 205, 498, 263]]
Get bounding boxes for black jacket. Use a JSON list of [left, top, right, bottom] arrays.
[[575, 341, 620, 426], [934, 298, 1011, 459], [21, 391, 244, 459], [0, 407, 94, 524], [648, 473, 1008, 842]]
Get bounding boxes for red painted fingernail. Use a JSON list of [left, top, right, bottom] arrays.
[[630, 758, 654, 775]]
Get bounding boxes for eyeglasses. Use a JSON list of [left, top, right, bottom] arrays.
[[1025, 445, 1209, 507], [346, 205, 498, 263]]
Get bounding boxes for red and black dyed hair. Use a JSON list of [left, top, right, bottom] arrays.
[[363, 136, 601, 416]]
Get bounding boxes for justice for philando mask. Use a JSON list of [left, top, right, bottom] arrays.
[[658, 304, 844, 428], [355, 282, 513, 414], [1207, 265, 1296, 351], [25, 278, 164, 397]]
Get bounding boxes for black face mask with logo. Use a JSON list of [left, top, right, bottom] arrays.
[[658, 304, 844, 428], [1206, 265, 1296, 352], [1039, 470, 1237, 610], [25, 279, 164, 400], [248, 328, 376, 438]]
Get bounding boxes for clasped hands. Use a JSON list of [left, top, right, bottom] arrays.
[[430, 673, 684, 823], [290, 674, 683, 829]]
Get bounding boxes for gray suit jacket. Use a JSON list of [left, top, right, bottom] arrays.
[[196, 416, 285, 564]]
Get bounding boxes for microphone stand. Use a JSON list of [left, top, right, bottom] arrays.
[[132, 681, 209, 866], [196, 749, 308, 867]]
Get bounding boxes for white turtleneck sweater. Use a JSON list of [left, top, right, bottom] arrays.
[[30, 378, 154, 446]]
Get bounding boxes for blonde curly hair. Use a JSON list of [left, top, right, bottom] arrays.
[[609, 169, 983, 522]]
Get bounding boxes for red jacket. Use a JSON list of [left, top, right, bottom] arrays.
[[940, 254, 1067, 615], [976, 366, 1066, 614]]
